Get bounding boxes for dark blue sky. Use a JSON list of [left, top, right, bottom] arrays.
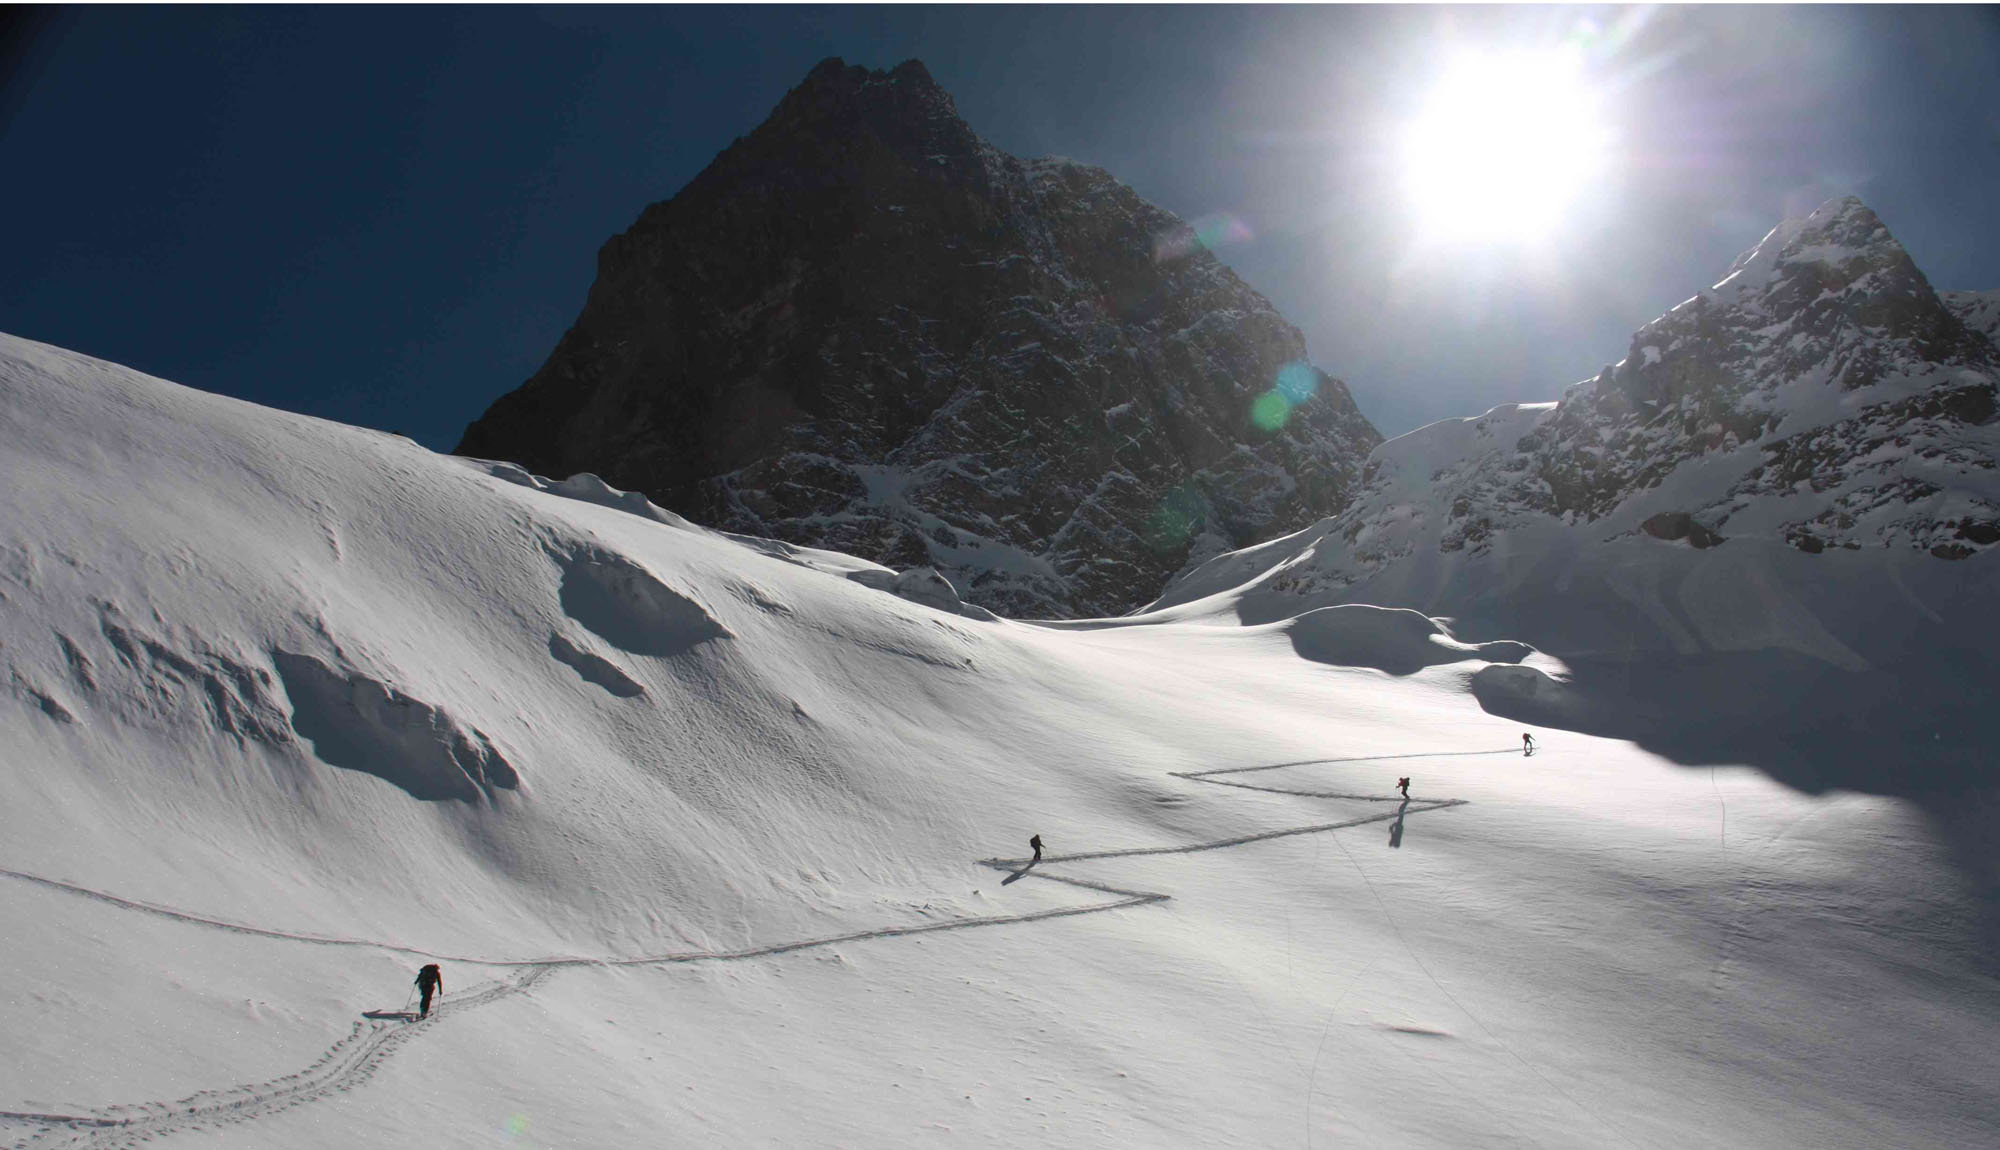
[[5, 5, 1998, 452]]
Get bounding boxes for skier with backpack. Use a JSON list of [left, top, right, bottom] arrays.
[[415, 963, 443, 1019], [1396, 777, 1410, 799]]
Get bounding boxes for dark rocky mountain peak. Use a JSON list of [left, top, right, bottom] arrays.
[[457, 58, 1382, 619]]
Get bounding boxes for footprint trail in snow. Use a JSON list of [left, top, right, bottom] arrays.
[[2, 750, 1488, 1148]]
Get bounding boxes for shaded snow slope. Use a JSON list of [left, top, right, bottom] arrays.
[[4, 333, 1997, 1149]]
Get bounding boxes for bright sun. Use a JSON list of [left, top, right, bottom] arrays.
[[1399, 50, 1613, 243]]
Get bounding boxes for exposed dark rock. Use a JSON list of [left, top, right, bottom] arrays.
[[458, 58, 1381, 618], [1955, 519, 2000, 546], [1641, 512, 1724, 548]]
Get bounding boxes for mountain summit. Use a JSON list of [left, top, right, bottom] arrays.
[[457, 58, 1381, 618]]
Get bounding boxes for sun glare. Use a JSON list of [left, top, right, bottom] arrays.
[[1399, 49, 1613, 244]]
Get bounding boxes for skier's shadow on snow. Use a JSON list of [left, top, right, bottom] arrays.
[[1388, 800, 1408, 849], [1000, 860, 1036, 885]]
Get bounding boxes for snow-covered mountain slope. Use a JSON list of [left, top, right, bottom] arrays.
[[4, 333, 1997, 1149], [1153, 199, 2000, 793]]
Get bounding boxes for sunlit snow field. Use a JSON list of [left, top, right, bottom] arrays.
[[3, 334, 1995, 1149]]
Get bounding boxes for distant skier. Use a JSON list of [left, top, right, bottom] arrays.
[[1522, 731, 1536, 755], [1029, 834, 1043, 863], [415, 963, 443, 1019], [1396, 776, 1410, 799]]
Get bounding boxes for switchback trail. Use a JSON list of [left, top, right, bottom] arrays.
[[3, 750, 1489, 1149]]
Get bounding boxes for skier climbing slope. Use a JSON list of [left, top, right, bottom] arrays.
[[415, 964, 443, 1018]]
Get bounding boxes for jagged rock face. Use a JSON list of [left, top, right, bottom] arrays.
[[1158, 196, 2000, 609], [1521, 198, 1996, 527], [457, 58, 1381, 618]]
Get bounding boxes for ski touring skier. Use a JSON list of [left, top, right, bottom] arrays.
[[1029, 833, 1043, 863], [415, 963, 443, 1019], [1523, 731, 1536, 755], [1396, 777, 1410, 799]]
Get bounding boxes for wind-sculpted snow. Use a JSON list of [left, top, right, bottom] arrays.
[[1284, 605, 1533, 676], [842, 563, 999, 621], [459, 458, 701, 531], [272, 652, 520, 802], [1466, 665, 1586, 728], [466, 457, 980, 620], [92, 607, 293, 745], [552, 546, 732, 657], [546, 632, 646, 697]]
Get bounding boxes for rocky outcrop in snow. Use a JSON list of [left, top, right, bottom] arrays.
[[456, 58, 1381, 618]]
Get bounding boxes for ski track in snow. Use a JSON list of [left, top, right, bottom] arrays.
[[1, 750, 1490, 1148], [2, 969, 551, 1150]]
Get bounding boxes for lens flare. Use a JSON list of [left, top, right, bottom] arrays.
[[1152, 212, 1255, 263], [1251, 391, 1292, 431], [1146, 485, 1212, 552], [1274, 361, 1319, 406], [503, 1113, 531, 1138], [1250, 361, 1319, 431]]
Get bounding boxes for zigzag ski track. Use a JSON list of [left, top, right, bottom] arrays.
[[3, 749, 1490, 1147]]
